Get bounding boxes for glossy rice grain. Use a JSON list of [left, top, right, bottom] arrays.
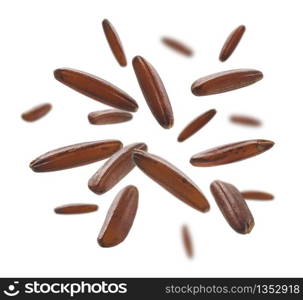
[[191, 69, 263, 96], [162, 37, 193, 56], [54, 204, 98, 214], [97, 185, 138, 247], [210, 180, 254, 234], [102, 19, 127, 67], [30, 140, 122, 172], [178, 109, 216, 142], [88, 109, 133, 125], [21, 103, 52, 122], [241, 191, 274, 200], [181, 225, 194, 258], [132, 56, 174, 128], [190, 139, 274, 167], [89, 143, 147, 195], [230, 114, 261, 127], [132, 150, 210, 212], [219, 25, 246, 62], [54, 68, 138, 112]]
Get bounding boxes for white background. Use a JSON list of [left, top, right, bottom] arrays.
[[0, 0, 301, 277]]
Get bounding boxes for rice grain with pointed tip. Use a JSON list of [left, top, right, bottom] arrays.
[[178, 109, 216, 142], [190, 139, 274, 167], [191, 69, 263, 96], [30, 140, 122, 172], [97, 185, 138, 247], [132, 56, 174, 128], [89, 143, 147, 195], [219, 25, 246, 62], [132, 149, 210, 212], [102, 19, 127, 67], [54, 68, 138, 112], [210, 180, 254, 234], [88, 109, 133, 125]]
